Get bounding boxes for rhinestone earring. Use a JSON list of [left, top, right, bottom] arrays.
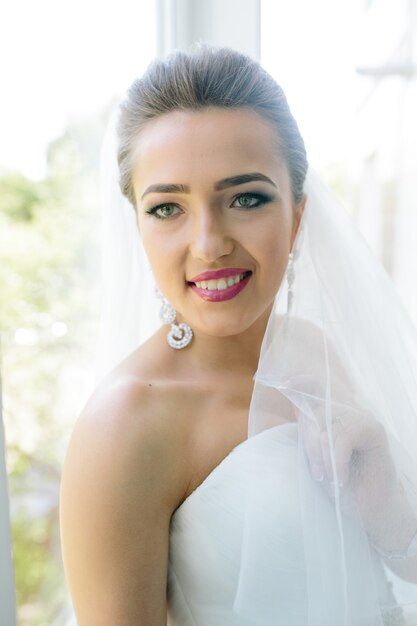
[[286, 250, 296, 313], [154, 286, 193, 350]]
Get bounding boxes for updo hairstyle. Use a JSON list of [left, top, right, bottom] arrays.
[[117, 44, 308, 210]]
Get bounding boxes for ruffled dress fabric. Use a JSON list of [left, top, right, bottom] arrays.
[[167, 423, 408, 626]]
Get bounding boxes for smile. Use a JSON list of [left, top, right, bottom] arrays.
[[194, 272, 248, 290], [188, 271, 252, 302]]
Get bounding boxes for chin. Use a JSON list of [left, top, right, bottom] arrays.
[[191, 310, 268, 339]]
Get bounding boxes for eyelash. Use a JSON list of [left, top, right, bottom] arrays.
[[145, 192, 272, 220]]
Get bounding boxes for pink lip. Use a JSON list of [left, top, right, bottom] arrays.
[[189, 273, 252, 302], [188, 267, 251, 282]]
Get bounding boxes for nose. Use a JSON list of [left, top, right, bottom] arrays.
[[189, 207, 234, 262]]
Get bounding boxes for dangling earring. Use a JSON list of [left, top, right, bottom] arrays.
[[286, 250, 296, 314], [154, 286, 193, 350]]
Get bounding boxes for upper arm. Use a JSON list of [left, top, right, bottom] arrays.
[[59, 381, 184, 626]]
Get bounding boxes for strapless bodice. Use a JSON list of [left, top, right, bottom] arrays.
[[167, 422, 403, 625]]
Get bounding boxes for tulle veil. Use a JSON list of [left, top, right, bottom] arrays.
[[94, 99, 417, 625]]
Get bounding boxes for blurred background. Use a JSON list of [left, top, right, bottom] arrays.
[[0, 0, 416, 623]]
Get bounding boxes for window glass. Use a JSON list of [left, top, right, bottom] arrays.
[[261, 0, 417, 323], [0, 3, 157, 624]]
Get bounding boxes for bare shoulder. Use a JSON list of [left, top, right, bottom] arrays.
[[59, 371, 189, 625], [63, 370, 190, 514]]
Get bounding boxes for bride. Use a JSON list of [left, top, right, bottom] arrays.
[[60, 45, 417, 625]]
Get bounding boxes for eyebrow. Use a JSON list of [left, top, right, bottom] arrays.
[[140, 172, 278, 200]]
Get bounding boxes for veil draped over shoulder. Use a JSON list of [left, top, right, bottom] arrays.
[[94, 103, 417, 625]]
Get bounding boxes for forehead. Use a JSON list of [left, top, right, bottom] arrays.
[[131, 107, 290, 195]]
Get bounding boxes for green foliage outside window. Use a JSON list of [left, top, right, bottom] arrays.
[[0, 109, 110, 625]]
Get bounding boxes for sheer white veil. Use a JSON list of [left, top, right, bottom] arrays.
[[94, 90, 417, 624], [93, 111, 160, 379]]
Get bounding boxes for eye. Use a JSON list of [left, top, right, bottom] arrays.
[[145, 204, 181, 219], [231, 192, 270, 209]]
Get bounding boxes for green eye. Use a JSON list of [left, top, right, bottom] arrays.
[[158, 205, 177, 217], [232, 193, 270, 209], [236, 195, 255, 208], [146, 204, 180, 219]]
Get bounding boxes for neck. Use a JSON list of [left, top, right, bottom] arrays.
[[176, 302, 274, 381]]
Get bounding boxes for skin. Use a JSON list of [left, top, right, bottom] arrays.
[[117, 106, 306, 500], [132, 107, 305, 382]]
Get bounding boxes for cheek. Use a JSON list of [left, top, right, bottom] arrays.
[[250, 218, 292, 264], [250, 220, 293, 296], [140, 229, 183, 286]]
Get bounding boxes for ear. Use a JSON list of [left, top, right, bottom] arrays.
[[291, 193, 307, 247]]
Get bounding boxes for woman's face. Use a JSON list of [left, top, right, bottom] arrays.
[[132, 107, 305, 339]]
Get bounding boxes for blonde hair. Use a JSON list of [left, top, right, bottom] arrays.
[[117, 44, 308, 210]]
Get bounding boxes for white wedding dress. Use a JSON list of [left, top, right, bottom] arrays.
[[167, 422, 406, 626]]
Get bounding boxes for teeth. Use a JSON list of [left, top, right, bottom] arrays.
[[207, 279, 218, 290], [217, 278, 228, 290], [194, 273, 247, 290]]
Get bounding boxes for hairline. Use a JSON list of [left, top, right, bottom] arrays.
[[124, 104, 287, 208]]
